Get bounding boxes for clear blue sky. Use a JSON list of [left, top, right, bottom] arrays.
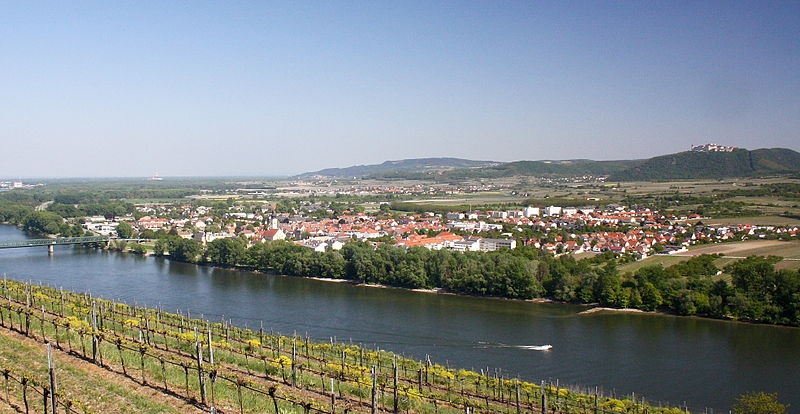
[[2, 1, 799, 177]]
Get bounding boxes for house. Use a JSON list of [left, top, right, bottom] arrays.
[[137, 216, 170, 230], [262, 228, 286, 241], [194, 231, 236, 244], [299, 239, 328, 252], [446, 212, 465, 220], [562, 207, 578, 216]]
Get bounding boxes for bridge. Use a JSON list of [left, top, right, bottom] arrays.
[[0, 236, 130, 254], [0, 236, 112, 249]]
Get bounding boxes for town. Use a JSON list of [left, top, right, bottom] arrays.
[[82, 194, 798, 260]]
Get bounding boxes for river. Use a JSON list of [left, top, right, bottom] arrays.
[[0, 225, 798, 412]]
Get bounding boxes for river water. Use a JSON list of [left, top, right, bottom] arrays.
[[1, 225, 798, 411]]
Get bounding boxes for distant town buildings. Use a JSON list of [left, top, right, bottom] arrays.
[[0, 181, 42, 191]]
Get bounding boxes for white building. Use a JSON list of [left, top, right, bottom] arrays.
[[195, 231, 237, 244], [544, 206, 562, 216], [562, 207, 578, 216], [451, 239, 480, 252], [83, 221, 119, 236], [523, 206, 540, 217], [479, 238, 517, 251]]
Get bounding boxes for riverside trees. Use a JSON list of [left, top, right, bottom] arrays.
[[150, 235, 800, 326]]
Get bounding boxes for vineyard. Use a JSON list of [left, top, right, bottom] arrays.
[[0, 278, 689, 413]]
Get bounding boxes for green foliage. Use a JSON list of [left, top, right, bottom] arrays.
[[21, 210, 66, 235], [48, 201, 135, 219], [154, 235, 202, 263], [0, 201, 33, 224], [444, 159, 636, 180], [204, 237, 247, 267], [725, 256, 800, 324], [116, 221, 135, 238], [671, 254, 720, 278], [732, 391, 787, 414], [727, 182, 800, 200], [128, 242, 147, 254], [610, 148, 800, 181]]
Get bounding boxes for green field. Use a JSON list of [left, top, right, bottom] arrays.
[[618, 240, 800, 274]]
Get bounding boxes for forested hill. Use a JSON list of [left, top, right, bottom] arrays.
[[607, 148, 800, 181], [442, 159, 639, 179], [296, 157, 498, 178], [296, 147, 799, 181]]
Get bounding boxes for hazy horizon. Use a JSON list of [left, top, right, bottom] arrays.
[[3, 2, 799, 177]]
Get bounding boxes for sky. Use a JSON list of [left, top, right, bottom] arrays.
[[2, 1, 799, 178]]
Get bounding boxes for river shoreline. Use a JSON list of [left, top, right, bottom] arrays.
[[578, 307, 648, 315], [10, 228, 795, 327]]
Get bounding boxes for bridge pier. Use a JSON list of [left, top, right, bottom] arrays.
[[48, 245, 54, 255]]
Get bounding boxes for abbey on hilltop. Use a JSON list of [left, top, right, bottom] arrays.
[[690, 143, 737, 152]]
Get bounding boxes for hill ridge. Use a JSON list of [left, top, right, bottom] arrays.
[[295, 147, 800, 181]]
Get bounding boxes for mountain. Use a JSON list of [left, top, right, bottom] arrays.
[[296, 157, 499, 178], [442, 159, 640, 179], [295, 148, 800, 181], [607, 148, 800, 181]]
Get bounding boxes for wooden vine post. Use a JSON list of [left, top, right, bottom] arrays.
[[91, 301, 98, 363], [47, 343, 57, 414], [291, 337, 297, 387], [21, 376, 29, 414], [139, 343, 147, 384], [371, 365, 377, 414], [207, 325, 214, 364], [540, 381, 547, 414], [393, 356, 399, 414], [330, 378, 336, 414], [195, 328, 207, 405]]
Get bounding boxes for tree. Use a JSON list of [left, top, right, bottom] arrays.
[[21, 211, 65, 235], [128, 242, 147, 255], [155, 236, 202, 263], [116, 221, 134, 239], [732, 391, 787, 414], [595, 272, 622, 307], [639, 282, 664, 311], [204, 237, 246, 267]]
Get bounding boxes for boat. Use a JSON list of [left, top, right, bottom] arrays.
[[518, 344, 553, 351]]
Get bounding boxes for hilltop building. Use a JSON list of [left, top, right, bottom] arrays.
[[690, 143, 737, 152]]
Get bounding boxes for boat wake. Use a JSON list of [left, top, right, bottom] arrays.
[[476, 342, 553, 351]]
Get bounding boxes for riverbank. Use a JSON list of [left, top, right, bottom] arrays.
[[111, 245, 796, 327], [578, 307, 648, 315], [310, 275, 561, 303]]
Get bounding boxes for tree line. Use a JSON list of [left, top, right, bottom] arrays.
[[153, 235, 800, 326]]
